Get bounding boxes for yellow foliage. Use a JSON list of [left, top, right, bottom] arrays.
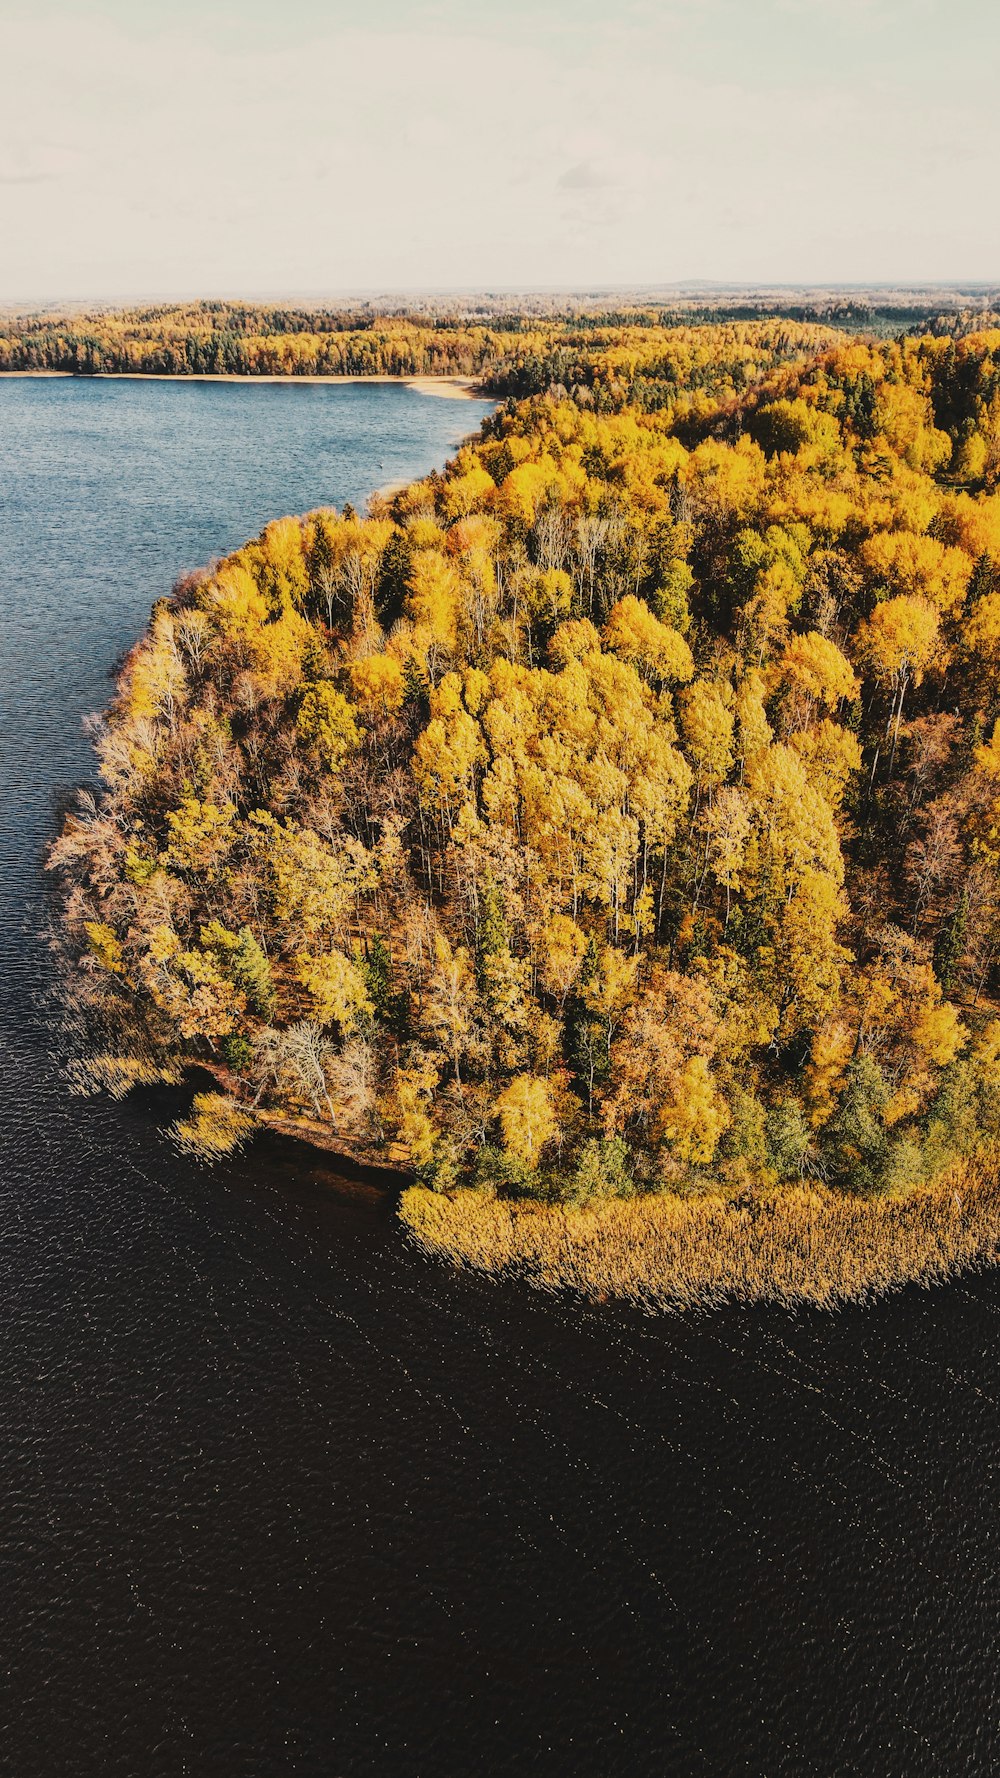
[[548, 618, 601, 666], [407, 549, 463, 654], [163, 796, 236, 874], [496, 1073, 557, 1162], [602, 596, 694, 683], [774, 630, 859, 710], [442, 457, 495, 520], [296, 683, 362, 773], [49, 308, 1000, 1251], [535, 913, 587, 1003], [390, 1066, 439, 1169], [349, 652, 405, 713], [913, 996, 965, 1068], [400, 1156, 1000, 1311], [679, 681, 734, 784], [788, 720, 862, 807], [854, 594, 940, 686], [412, 678, 486, 820], [804, 1021, 854, 1127], [171, 1093, 255, 1159], [860, 531, 972, 613], [84, 921, 125, 975], [657, 1055, 731, 1164], [296, 950, 373, 1032]]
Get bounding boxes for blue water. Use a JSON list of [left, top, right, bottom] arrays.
[[1, 377, 489, 865], [2, 375, 999, 1778]]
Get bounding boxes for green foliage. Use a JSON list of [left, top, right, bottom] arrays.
[[842, 371, 878, 439], [923, 1060, 985, 1174], [934, 890, 969, 992], [882, 1134, 928, 1194], [230, 928, 276, 1020], [222, 1031, 254, 1073], [375, 532, 413, 629], [565, 1136, 634, 1206], [720, 1087, 769, 1168], [357, 933, 409, 1036], [475, 876, 509, 992], [296, 682, 361, 773], [202, 920, 275, 1019], [472, 1144, 545, 1200], [360, 934, 392, 1022], [564, 939, 611, 1108], [651, 560, 695, 632], [419, 1146, 462, 1194], [401, 654, 430, 720], [751, 398, 840, 457], [824, 1059, 891, 1193], [967, 552, 996, 603], [765, 1098, 812, 1181]]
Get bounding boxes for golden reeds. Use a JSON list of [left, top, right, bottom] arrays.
[[171, 1092, 256, 1159], [399, 1156, 1000, 1309], [67, 1052, 183, 1099]]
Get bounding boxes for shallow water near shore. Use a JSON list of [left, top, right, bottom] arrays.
[[3, 374, 1000, 1776]]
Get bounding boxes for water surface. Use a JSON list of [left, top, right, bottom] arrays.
[[1, 377, 998, 1777]]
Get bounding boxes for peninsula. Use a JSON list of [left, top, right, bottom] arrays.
[[48, 303, 1000, 1307]]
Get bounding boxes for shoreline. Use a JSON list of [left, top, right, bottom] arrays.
[[205, 1074, 1000, 1313], [195, 1058, 412, 1180], [0, 369, 487, 401], [227, 1094, 1000, 1312]]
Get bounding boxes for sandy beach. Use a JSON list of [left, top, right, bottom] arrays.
[[0, 370, 486, 400]]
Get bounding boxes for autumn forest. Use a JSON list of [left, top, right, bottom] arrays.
[[45, 307, 1000, 1304]]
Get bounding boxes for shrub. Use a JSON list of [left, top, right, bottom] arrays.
[[565, 1136, 635, 1207]]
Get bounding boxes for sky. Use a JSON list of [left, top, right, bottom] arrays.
[[1, 0, 998, 302]]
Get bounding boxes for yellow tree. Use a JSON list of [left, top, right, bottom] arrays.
[[496, 1074, 557, 1164], [601, 596, 694, 684], [853, 594, 940, 777], [296, 950, 373, 1033], [297, 683, 362, 774], [771, 631, 859, 732], [420, 932, 481, 1085]]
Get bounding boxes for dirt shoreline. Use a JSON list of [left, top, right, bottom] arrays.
[[194, 1058, 410, 1180], [258, 1107, 411, 1184], [0, 370, 487, 401]]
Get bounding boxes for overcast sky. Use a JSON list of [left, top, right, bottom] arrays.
[[2, 0, 998, 302]]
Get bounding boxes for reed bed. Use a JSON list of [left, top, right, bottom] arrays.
[[399, 1157, 1000, 1310]]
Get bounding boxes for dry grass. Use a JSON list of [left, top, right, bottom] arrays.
[[67, 1051, 183, 1099], [171, 1091, 256, 1160], [399, 1157, 1000, 1310]]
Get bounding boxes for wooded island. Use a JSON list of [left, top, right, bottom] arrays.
[[48, 304, 1000, 1307]]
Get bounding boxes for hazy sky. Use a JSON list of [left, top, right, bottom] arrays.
[[2, 0, 998, 301]]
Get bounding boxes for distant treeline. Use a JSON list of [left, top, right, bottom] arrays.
[[3, 298, 998, 392], [0, 304, 510, 379]]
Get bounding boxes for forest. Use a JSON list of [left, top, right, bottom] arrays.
[[2, 295, 995, 390], [0, 302, 512, 379], [47, 314, 1000, 1302]]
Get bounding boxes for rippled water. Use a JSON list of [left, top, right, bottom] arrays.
[[2, 377, 999, 1777]]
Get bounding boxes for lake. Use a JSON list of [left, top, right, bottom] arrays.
[[1, 374, 998, 1777]]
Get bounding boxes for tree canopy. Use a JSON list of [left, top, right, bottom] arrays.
[[49, 316, 1000, 1207]]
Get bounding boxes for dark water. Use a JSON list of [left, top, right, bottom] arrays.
[[1, 377, 998, 1778]]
